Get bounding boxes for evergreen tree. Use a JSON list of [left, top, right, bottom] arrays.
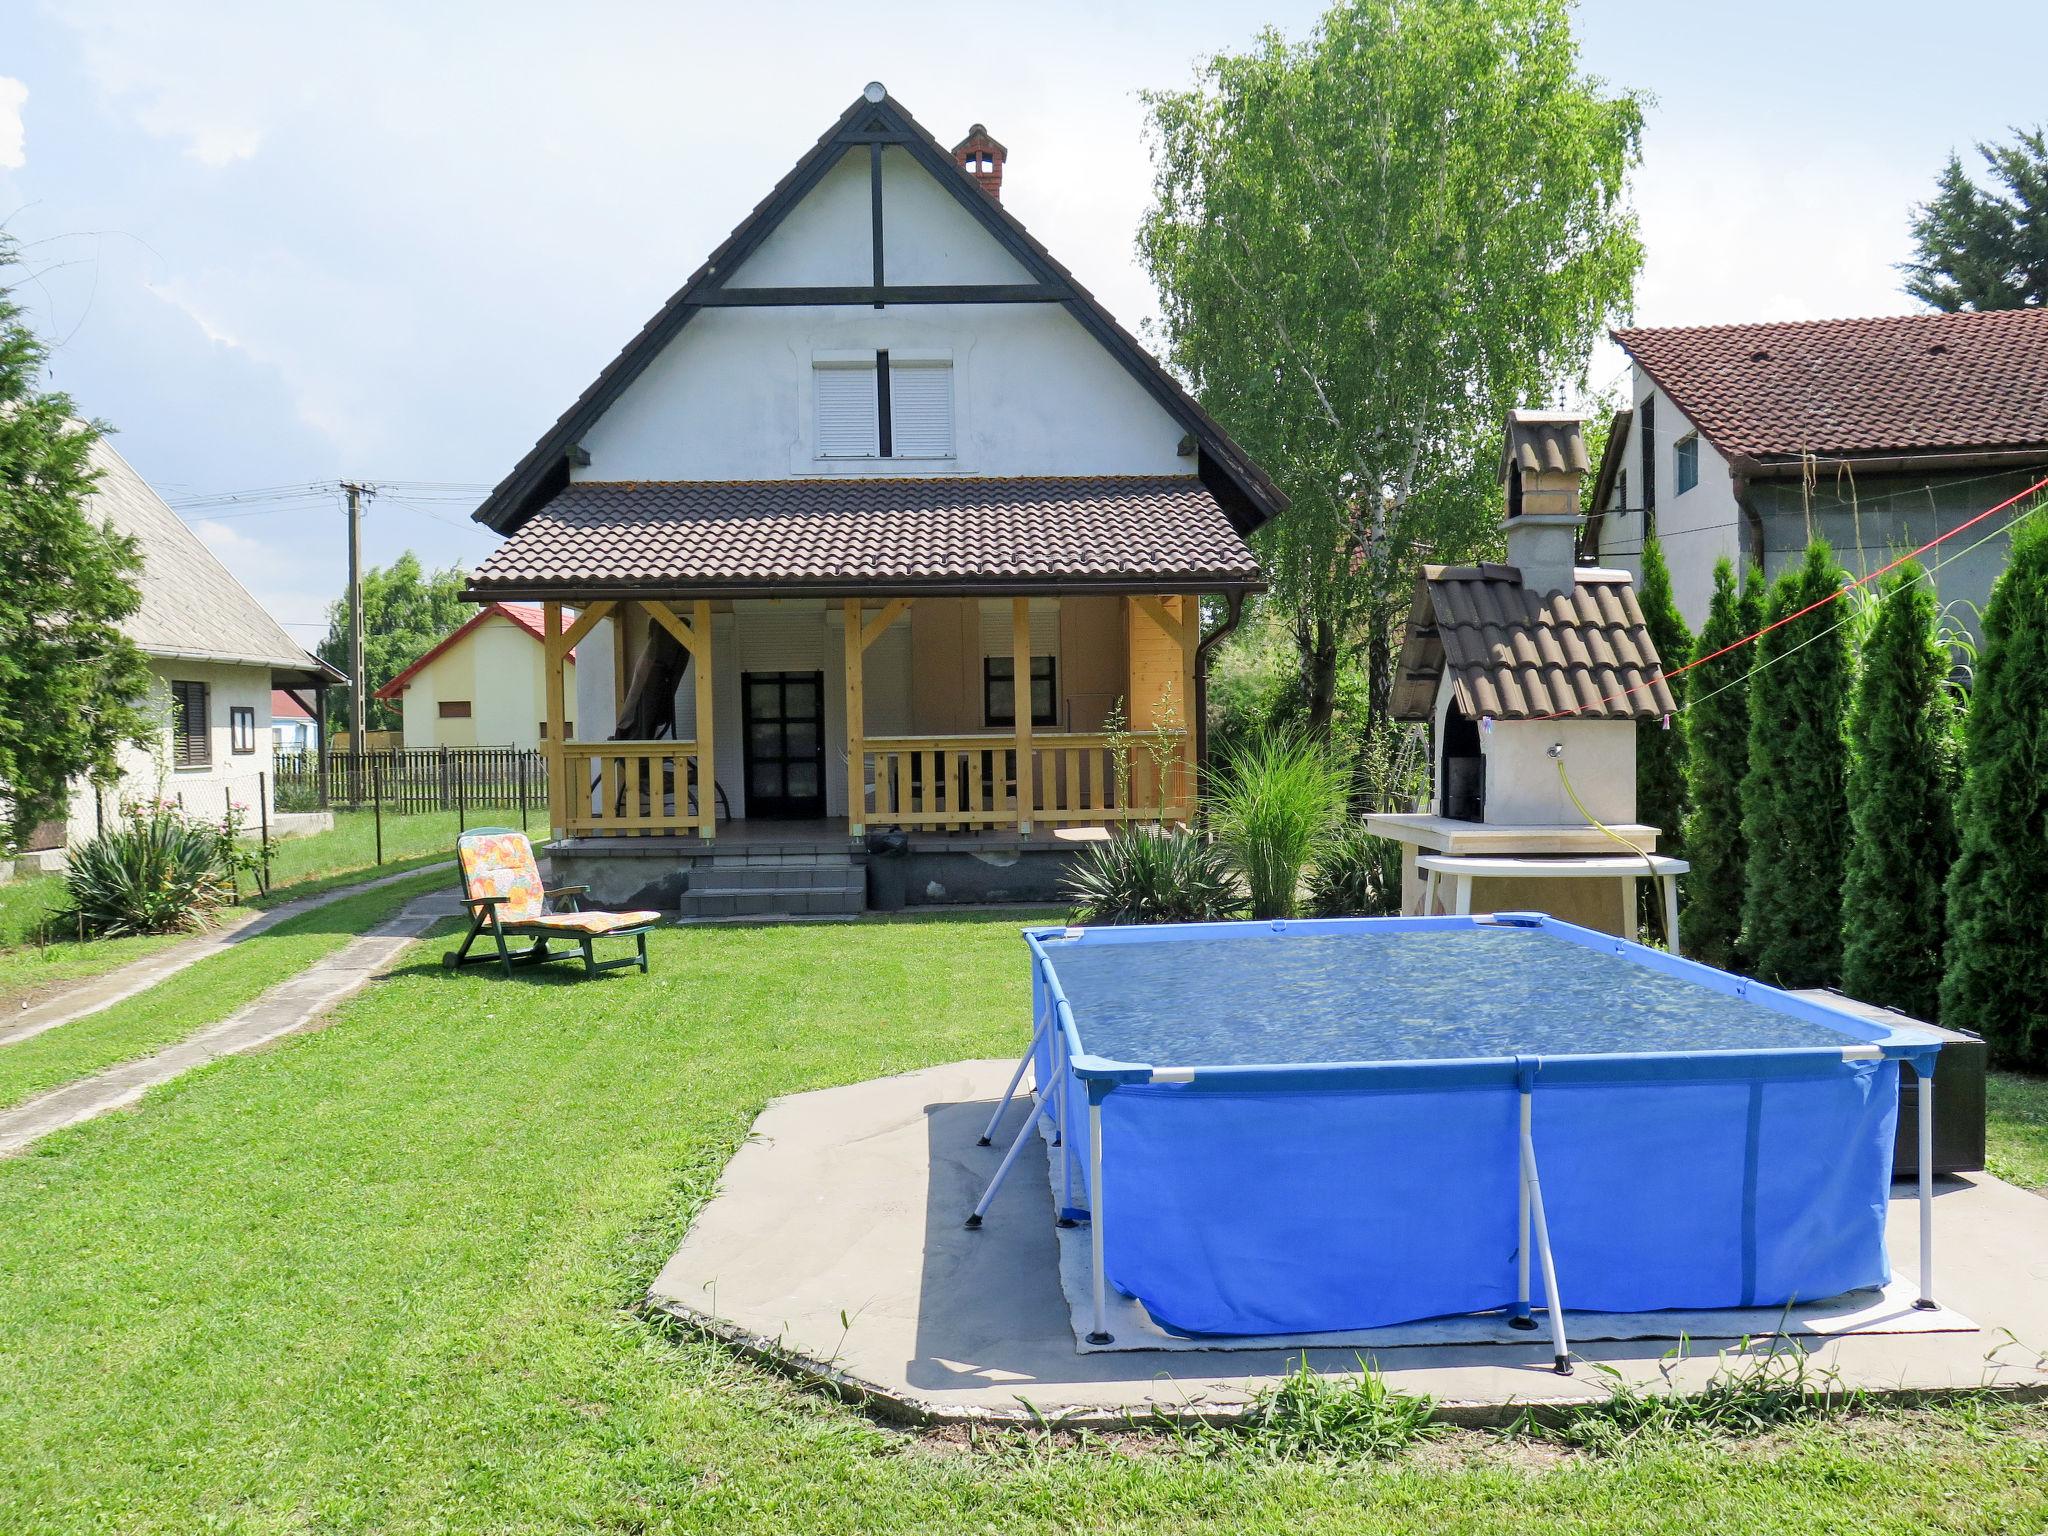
[[1841, 564, 1958, 1020], [1900, 126, 2048, 312], [1680, 560, 1761, 968], [1635, 535, 1694, 852], [1941, 512, 2048, 1068], [0, 242, 154, 851], [1741, 541, 1853, 989]]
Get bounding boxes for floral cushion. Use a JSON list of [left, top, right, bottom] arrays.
[[457, 831, 546, 922], [511, 909, 660, 935]]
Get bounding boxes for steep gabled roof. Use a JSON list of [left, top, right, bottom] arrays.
[[373, 602, 563, 700], [84, 437, 336, 686], [468, 88, 1285, 539], [1390, 565, 1675, 723], [1613, 309, 2048, 465]]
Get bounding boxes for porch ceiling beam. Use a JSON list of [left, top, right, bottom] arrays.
[[1132, 593, 1189, 652], [686, 283, 1066, 308], [551, 599, 616, 661], [858, 597, 914, 652], [638, 598, 704, 661]]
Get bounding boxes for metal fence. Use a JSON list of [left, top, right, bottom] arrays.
[[276, 746, 550, 815]]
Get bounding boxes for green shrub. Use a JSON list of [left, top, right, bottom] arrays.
[[1208, 730, 1348, 920], [1841, 563, 1959, 1021], [1942, 510, 2048, 1067], [59, 803, 240, 937], [1062, 826, 1242, 926], [1741, 541, 1853, 988], [1306, 821, 1405, 917]]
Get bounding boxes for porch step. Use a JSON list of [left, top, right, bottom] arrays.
[[680, 859, 866, 919]]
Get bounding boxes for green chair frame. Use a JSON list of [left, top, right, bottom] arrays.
[[444, 827, 655, 979]]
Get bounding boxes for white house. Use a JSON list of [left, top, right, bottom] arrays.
[[1584, 309, 2048, 633], [30, 438, 338, 855], [373, 602, 574, 750], [462, 86, 1285, 914], [270, 690, 317, 752]]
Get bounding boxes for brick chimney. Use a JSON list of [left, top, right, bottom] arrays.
[[952, 124, 1006, 200], [1499, 409, 1590, 595]]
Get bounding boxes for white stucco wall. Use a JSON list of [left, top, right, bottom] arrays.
[[65, 659, 276, 842], [574, 147, 1193, 484], [1595, 369, 1742, 629], [1429, 673, 1637, 827], [395, 613, 564, 750]]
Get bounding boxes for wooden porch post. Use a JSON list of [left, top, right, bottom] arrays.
[[1012, 596, 1034, 835], [693, 599, 715, 840], [610, 606, 631, 727], [543, 601, 568, 839], [844, 598, 865, 837]]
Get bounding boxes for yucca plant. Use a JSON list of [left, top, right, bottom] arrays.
[[60, 806, 237, 936], [1208, 730, 1347, 920], [1062, 825, 1242, 926], [1306, 821, 1405, 917]]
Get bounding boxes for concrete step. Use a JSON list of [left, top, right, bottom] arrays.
[[680, 885, 866, 919], [687, 863, 863, 893]]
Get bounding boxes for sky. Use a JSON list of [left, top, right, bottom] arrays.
[[2, 0, 2041, 647]]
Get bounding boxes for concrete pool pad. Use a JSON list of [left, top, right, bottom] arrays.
[[646, 1060, 2048, 1426]]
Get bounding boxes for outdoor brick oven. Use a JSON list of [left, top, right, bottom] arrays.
[[1366, 410, 1684, 940]]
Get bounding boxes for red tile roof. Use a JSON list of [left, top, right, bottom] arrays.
[[465, 477, 1263, 597], [373, 602, 567, 700], [1613, 309, 2048, 461], [270, 689, 313, 720], [1391, 566, 1677, 723]]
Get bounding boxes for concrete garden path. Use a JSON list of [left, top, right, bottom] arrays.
[[0, 862, 453, 1049], [0, 887, 464, 1156]]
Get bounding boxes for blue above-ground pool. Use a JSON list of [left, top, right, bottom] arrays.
[[980, 913, 1942, 1364]]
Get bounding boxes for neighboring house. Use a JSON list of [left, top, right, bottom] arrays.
[[372, 602, 576, 750], [271, 689, 316, 752], [1584, 308, 2048, 632], [37, 438, 338, 852], [464, 85, 1283, 911]]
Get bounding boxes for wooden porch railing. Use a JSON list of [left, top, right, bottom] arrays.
[[560, 740, 712, 837], [862, 731, 1190, 831]]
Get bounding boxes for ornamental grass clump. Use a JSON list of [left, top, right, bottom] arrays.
[[1208, 730, 1348, 921], [1306, 820, 1405, 917], [59, 801, 240, 937], [1062, 825, 1242, 926]]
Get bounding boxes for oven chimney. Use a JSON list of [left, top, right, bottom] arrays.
[[952, 124, 1006, 200], [1500, 409, 1589, 596]]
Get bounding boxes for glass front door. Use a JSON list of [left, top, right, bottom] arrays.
[[742, 671, 826, 819]]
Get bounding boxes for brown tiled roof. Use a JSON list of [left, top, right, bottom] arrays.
[[1390, 565, 1676, 723], [465, 477, 1262, 597], [1613, 309, 2048, 461]]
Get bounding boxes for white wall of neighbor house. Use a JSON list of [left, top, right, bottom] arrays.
[[65, 659, 275, 842], [399, 614, 564, 750], [1595, 370, 1742, 628], [573, 149, 1194, 483]]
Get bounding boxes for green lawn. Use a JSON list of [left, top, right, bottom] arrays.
[[0, 912, 2042, 1534], [0, 868, 449, 1112], [1988, 1070, 2048, 1192]]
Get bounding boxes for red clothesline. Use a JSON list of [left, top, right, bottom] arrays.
[[1523, 472, 2048, 723]]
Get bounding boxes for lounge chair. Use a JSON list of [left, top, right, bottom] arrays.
[[445, 827, 657, 978]]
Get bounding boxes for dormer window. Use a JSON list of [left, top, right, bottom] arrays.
[[814, 351, 954, 460]]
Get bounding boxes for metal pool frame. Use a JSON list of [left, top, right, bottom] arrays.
[[967, 912, 1944, 1368]]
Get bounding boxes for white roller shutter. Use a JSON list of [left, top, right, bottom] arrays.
[[815, 364, 879, 458], [977, 598, 1060, 657], [888, 361, 954, 458]]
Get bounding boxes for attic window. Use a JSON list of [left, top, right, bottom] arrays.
[[1674, 433, 1700, 496], [814, 353, 954, 460]]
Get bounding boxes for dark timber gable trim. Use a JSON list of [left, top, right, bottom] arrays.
[[470, 90, 1287, 538]]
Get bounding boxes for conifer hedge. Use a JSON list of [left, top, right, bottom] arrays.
[[1740, 541, 1853, 989], [1841, 563, 1958, 1021], [1635, 535, 1694, 872], [1941, 513, 2048, 1068], [1680, 560, 1761, 969]]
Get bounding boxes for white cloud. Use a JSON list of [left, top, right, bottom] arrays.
[[0, 77, 25, 170], [190, 516, 336, 633]]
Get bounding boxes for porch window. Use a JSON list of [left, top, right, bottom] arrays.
[[984, 656, 1056, 728], [230, 706, 257, 754], [170, 680, 210, 768]]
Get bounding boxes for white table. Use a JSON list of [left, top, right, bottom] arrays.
[[1417, 852, 1690, 950]]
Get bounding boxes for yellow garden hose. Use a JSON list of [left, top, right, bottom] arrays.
[[1550, 747, 1670, 950]]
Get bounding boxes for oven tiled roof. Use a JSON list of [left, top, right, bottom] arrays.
[[1390, 565, 1676, 723], [1613, 309, 2048, 461], [465, 477, 1262, 597]]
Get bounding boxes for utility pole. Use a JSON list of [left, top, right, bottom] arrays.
[[342, 482, 371, 786]]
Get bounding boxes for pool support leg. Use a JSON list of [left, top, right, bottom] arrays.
[[1055, 1024, 1079, 1227], [1517, 1087, 1572, 1375], [977, 1004, 1048, 1147], [965, 1080, 1043, 1229], [1914, 1061, 1936, 1311], [1510, 1092, 1536, 1331], [1087, 1099, 1111, 1345]]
